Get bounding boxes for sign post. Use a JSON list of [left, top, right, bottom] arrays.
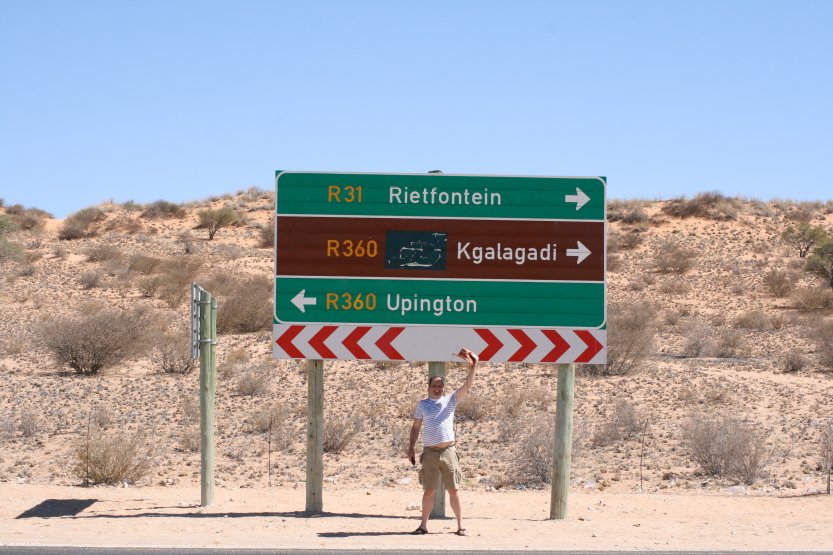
[[272, 171, 607, 519]]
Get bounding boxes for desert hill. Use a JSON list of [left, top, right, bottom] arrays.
[[1, 189, 832, 497]]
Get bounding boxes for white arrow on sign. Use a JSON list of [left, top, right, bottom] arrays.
[[566, 241, 591, 264], [565, 187, 590, 210], [291, 290, 317, 313]]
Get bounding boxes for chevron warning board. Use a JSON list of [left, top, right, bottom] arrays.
[[273, 171, 607, 363]]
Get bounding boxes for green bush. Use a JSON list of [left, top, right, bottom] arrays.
[[0, 237, 22, 263], [807, 238, 833, 288], [196, 206, 239, 239]]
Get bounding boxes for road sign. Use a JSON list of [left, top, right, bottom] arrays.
[[273, 171, 606, 363]]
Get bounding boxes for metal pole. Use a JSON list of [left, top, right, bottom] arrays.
[[428, 361, 447, 518], [199, 289, 216, 506], [550, 363, 575, 519], [306, 359, 324, 514]]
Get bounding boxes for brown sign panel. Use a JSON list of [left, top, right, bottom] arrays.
[[276, 216, 603, 282]]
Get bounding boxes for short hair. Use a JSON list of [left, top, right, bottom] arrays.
[[428, 375, 445, 386]]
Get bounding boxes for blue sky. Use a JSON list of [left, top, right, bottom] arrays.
[[1, 1, 831, 218]]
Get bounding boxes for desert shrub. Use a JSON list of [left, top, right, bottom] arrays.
[[84, 244, 121, 263], [792, 287, 833, 312], [389, 423, 411, 455], [734, 310, 770, 330], [78, 270, 102, 290], [653, 239, 697, 274], [584, 301, 655, 376], [258, 223, 274, 248], [662, 191, 739, 220], [455, 394, 488, 423], [141, 200, 185, 219], [127, 254, 162, 275], [157, 256, 204, 307], [211, 275, 273, 334], [237, 370, 269, 397], [0, 214, 19, 236], [196, 206, 239, 240], [0, 413, 15, 441], [73, 430, 155, 485], [249, 404, 296, 452], [323, 413, 364, 454], [659, 277, 689, 295], [591, 399, 643, 447], [151, 334, 195, 374], [507, 415, 589, 485], [41, 308, 151, 375], [711, 330, 747, 358], [683, 414, 770, 484], [18, 409, 39, 438], [681, 322, 745, 358], [762, 269, 796, 297], [607, 200, 649, 224], [0, 237, 22, 263], [608, 231, 644, 252], [499, 386, 528, 418], [511, 415, 554, 484], [782, 352, 808, 373], [137, 275, 161, 297], [177, 231, 198, 255], [59, 207, 105, 240]]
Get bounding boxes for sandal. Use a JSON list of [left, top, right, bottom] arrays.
[[454, 528, 468, 536], [412, 527, 428, 535]]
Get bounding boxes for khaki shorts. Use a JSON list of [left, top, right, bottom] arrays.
[[418, 445, 462, 491]]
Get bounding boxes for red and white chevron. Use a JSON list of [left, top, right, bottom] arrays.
[[273, 325, 606, 364]]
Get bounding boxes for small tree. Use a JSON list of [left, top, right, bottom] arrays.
[[782, 223, 828, 258], [196, 206, 238, 240], [807, 237, 833, 289]]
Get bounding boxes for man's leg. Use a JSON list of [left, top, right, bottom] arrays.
[[447, 488, 462, 530], [420, 488, 436, 530]]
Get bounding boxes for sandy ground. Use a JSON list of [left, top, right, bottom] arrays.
[[1, 483, 831, 551]]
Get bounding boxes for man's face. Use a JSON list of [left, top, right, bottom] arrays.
[[428, 378, 445, 399]]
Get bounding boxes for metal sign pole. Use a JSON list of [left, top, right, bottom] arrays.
[[193, 283, 218, 507]]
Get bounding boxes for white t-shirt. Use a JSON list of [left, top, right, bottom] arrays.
[[414, 392, 457, 446]]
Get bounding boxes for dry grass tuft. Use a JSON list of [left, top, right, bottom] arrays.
[[73, 429, 155, 485], [323, 413, 364, 454]]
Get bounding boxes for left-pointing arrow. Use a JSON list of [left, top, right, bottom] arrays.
[[291, 289, 317, 313], [566, 241, 591, 264]]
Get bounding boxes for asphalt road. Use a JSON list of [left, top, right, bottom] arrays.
[[1, 548, 830, 555]]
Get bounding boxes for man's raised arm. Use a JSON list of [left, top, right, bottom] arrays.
[[453, 348, 478, 402]]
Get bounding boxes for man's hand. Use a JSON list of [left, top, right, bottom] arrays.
[[454, 347, 479, 367], [407, 445, 416, 466]]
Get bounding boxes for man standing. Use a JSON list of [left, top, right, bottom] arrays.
[[408, 347, 478, 536]]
